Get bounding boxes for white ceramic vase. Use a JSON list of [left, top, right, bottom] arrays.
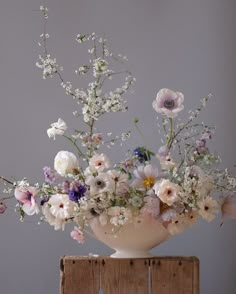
[[89, 217, 170, 258]]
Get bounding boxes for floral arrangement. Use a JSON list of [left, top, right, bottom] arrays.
[[1, 6, 236, 245]]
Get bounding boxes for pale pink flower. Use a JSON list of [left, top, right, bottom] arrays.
[[89, 153, 110, 172], [152, 88, 184, 118], [198, 196, 218, 222], [154, 179, 181, 206], [0, 202, 7, 214], [14, 186, 39, 215], [167, 214, 187, 235], [158, 155, 176, 170], [70, 226, 85, 243], [140, 196, 160, 219], [132, 164, 159, 190], [92, 133, 103, 145], [107, 170, 129, 194], [221, 196, 236, 220]]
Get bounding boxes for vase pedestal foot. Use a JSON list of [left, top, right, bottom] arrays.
[[110, 250, 154, 258]]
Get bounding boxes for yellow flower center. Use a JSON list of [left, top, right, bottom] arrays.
[[143, 177, 155, 189]]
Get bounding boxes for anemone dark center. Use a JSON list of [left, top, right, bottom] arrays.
[[26, 191, 32, 201], [163, 99, 175, 109], [96, 180, 105, 189]]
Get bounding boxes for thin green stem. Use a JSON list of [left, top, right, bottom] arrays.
[[134, 121, 146, 147], [166, 118, 174, 148], [63, 135, 87, 160]]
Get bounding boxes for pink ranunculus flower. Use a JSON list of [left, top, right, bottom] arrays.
[[89, 153, 111, 172], [14, 186, 39, 215], [70, 226, 85, 243], [153, 179, 181, 206], [152, 88, 184, 118]]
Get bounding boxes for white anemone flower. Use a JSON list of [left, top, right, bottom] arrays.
[[198, 196, 218, 222], [85, 173, 114, 195], [89, 153, 111, 172], [152, 88, 184, 118], [47, 118, 67, 140], [132, 164, 159, 190], [154, 179, 181, 206]]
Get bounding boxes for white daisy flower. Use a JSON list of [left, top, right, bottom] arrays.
[[132, 164, 159, 190]]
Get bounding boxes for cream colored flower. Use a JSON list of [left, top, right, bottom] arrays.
[[154, 179, 181, 206], [54, 151, 79, 176], [198, 196, 218, 222]]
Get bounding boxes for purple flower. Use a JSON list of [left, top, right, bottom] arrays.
[[152, 88, 184, 118], [43, 166, 59, 184], [69, 183, 87, 202], [0, 202, 7, 214]]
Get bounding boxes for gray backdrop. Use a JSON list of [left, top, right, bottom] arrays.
[[0, 0, 235, 293]]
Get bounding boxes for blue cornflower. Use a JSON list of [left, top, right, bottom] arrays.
[[133, 147, 153, 163], [69, 184, 87, 202]]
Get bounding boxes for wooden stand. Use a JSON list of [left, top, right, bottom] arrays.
[[60, 256, 199, 294]]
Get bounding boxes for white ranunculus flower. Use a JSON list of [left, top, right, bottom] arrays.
[[47, 118, 67, 140], [54, 151, 79, 176]]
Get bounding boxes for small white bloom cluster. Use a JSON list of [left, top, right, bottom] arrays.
[[36, 54, 59, 79]]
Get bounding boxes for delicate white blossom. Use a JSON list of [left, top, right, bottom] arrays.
[[47, 118, 67, 140]]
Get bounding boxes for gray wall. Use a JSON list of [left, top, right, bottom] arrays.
[[0, 0, 236, 293]]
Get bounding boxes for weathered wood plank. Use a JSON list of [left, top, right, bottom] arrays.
[[150, 257, 198, 294], [192, 257, 200, 294], [60, 256, 100, 294], [100, 258, 149, 294]]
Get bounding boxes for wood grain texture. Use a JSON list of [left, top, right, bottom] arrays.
[[60, 256, 199, 294], [100, 258, 149, 294], [150, 257, 199, 294], [60, 256, 100, 294]]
